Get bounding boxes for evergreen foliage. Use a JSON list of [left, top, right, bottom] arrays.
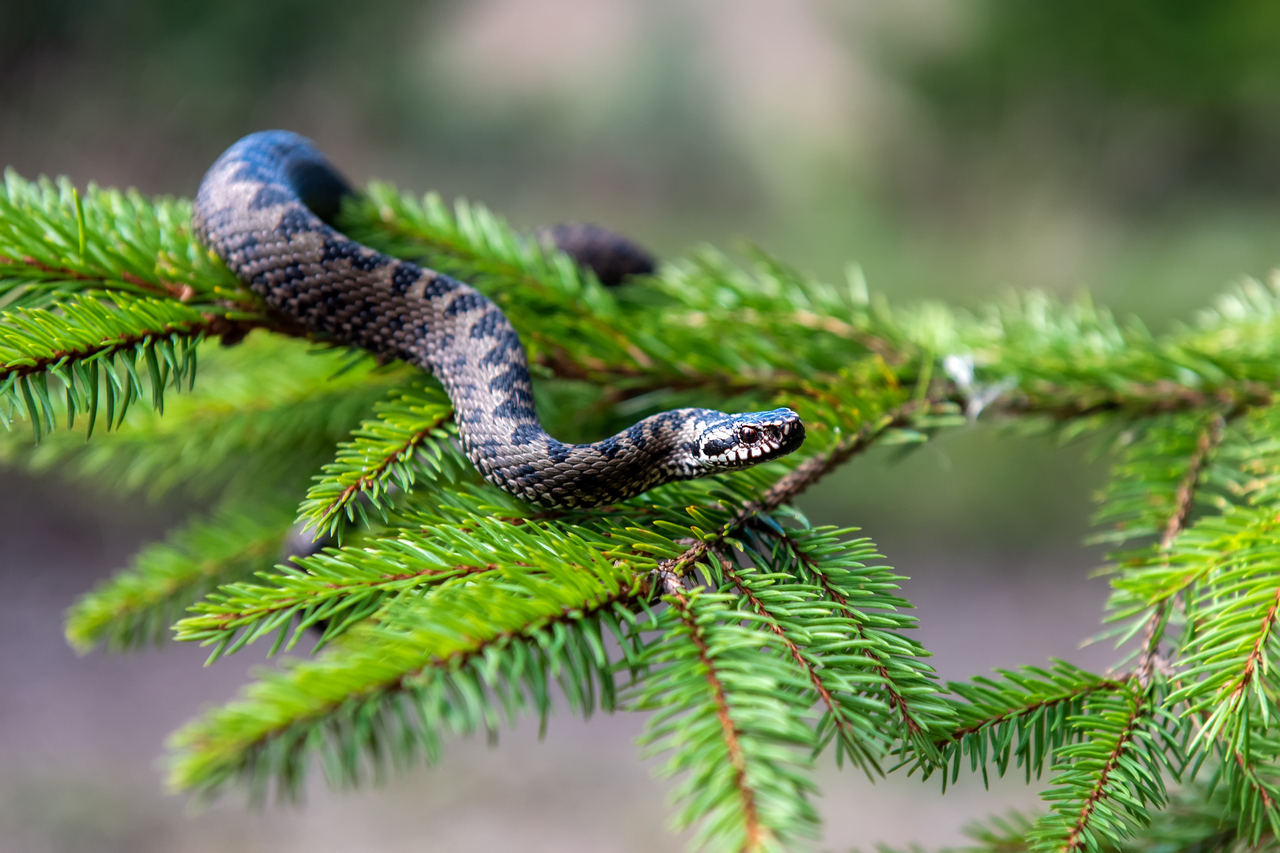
[[10, 164, 1280, 853]]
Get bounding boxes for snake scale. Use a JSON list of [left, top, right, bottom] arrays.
[[193, 131, 805, 508]]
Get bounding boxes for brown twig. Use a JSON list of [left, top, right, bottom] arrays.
[[1, 254, 199, 301], [198, 562, 500, 630], [1162, 414, 1226, 550], [1173, 673, 1279, 815], [313, 411, 455, 529], [998, 382, 1272, 421], [940, 680, 1128, 747], [1134, 414, 1227, 684], [1063, 690, 1149, 853], [767, 529, 930, 740], [663, 579, 766, 850], [0, 320, 214, 381], [716, 554, 878, 770], [1220, 587, 1280, 716], [182, 582, 640, 763]]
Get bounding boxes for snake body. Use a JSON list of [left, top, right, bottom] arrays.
[[193, 131, 804, 507]]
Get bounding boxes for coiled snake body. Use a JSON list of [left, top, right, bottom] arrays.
[[193, 131, 804, 507]]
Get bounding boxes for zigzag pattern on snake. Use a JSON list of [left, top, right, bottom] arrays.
[[193, 131, 804, 508]]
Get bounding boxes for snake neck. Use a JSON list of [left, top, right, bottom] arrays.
[[456, 406, 713, 508]]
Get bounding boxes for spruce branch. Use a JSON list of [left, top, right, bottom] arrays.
[[1214, 736, 1280, 842], [168, 544, 641, 802], [66, 500, 296, 652], [174, 517, 627, 662], [635, 578, 820, 853], [924, 664, 1130, 788], [1161, 415, 1226, 551], [714, 544, 892, 776], [0, 293, 208, 438], [0, 170, 250, 310], [1028, 687, 1175, 853], [998, 381, 1271, 422], [1128, 413, 1228, 684], [1213, 402, 1280, 509], [24, 166, 1280, 851], [1145, 508, 1280, 751], [1, 334, 404, 501], [0, 253, 194, 303], [766, 527, 950, 763], [296, 380, 463, 539], [793, 538, 929, 738], [956, 780, 1280, 853], [668, 582, 766, 849], [174, 541, 500, 661]]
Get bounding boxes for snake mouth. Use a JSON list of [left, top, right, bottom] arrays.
[[694, 408, 806, 470], [770, 418, 807, 457], [741, 416, 806, 464]]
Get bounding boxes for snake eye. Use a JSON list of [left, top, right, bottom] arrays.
[[737, 425, 761, 444]]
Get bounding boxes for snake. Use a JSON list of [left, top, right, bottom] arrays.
[[193, 131, 805, 508]]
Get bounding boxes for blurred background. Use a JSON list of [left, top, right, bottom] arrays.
[[5, 0, 1280, 849]]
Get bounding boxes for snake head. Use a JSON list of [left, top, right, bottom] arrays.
[[686, 408, 806, 472]]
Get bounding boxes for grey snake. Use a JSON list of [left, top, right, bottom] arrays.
[[193, 131, 804, 508]]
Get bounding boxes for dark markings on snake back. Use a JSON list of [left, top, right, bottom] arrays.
[[470, 436, 505, 457], [488, 363, 525, 393], [624, 423, 648, 449], [510, 423, 541, 446], [469, 310, 503, 339], [248, 185, 293, 211], [229, 159, 277, 186], [390, 263, 420, 295], [596, 435, 623, 460], [492, 389, 536, 420], [277, 207, 314, 238], [422, 275, 461, 300], [322, 237, 389, 272], [287, 158, 353, 224], [546, 440, 572, 464], [445, 291, 487, 317], [568, 469, 602, 497], [479, 328, 522, 367]]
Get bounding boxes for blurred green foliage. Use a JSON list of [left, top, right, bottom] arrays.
[[907, 0, 1280, 204], [0, 0, 429, 129]]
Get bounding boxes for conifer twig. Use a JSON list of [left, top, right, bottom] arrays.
[[1214, 587, 1280, 722], [661, 578, 766, 851], [180, 562, 501, 645], [309, 410, 454, 531], [717, 555, 880, 771], [769, 530, 931, 742], [1135, 413, 1226, 684], [1160, 414, 1226, 551], [0, 254, 198, 302], [0, 320, 210, 381], [1062, 691, 1151, 853], [941, 680, 1129, 746], [1003, 382, 1272, 421]]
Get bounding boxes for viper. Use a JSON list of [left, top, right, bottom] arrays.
[[193, 131, 804, 508]]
